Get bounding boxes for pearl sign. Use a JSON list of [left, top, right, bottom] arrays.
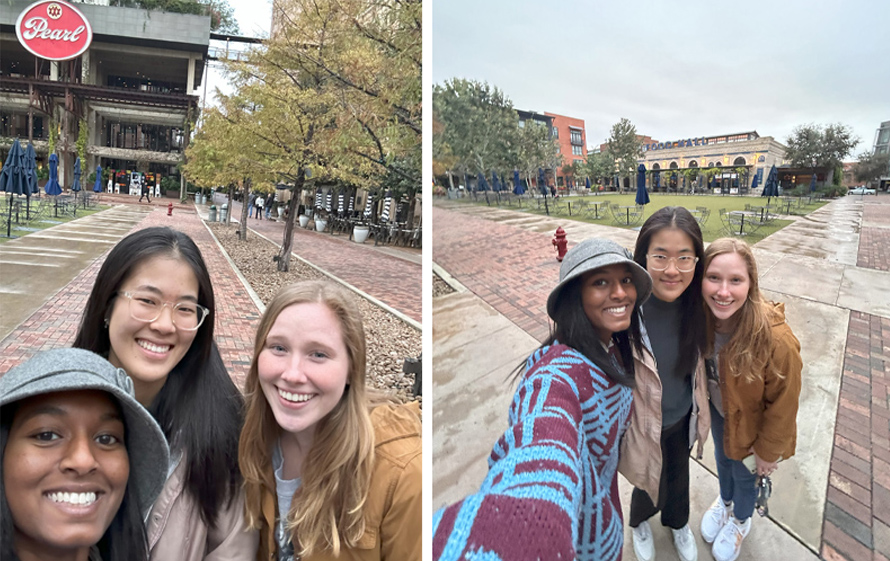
[[15, 0, 93, 61]]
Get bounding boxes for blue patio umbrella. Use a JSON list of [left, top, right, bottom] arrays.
[[614, 175, 620, 191], [72, 157, 82, 194], [491, 171, 500, 192], [24, 142, 38, 195], [654, 170, 661, 191], [93, 165, 103, 192], [762, 165, 779, 204], [750, 172, 760, 190], [810, 171, 817, 193], [1, 139, 29, 237], [538, 168, 547, 196], [44, 153, 62, 196], [513, 170, 525, 195], [635, 164, 650, 206], [476, 172, 488, 191], [585, 176, 591, 190]]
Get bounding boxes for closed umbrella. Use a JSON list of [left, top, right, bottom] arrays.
[[93, 165, 103, 192], [314, 187, 323, 210], [635, 164, 650, 206], [810, 172, 817, 193], [585, 176, 591, 191], [750, 172, 760, 191], [380, 190, 393, 222], [513, 170, 525, 195], [324, 191, 332, 213], [337, 189, 345, 215], [491, 171, 500, 192], [0, 139, 28, 237], [654, 171, 661, 191], [72, 157, 82, 206], [762, 165, 779, 205], [363, 192, 375, 219], [538, 168, 547, 196], [44, 153, 62, 196], [24, 143, 38, 196]]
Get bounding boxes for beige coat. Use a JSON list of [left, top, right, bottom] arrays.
[[147, 455, 259, 561], [618, 343, 663, 504], [693, 302, 803, 463]]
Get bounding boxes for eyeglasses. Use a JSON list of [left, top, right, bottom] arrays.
[[647, 254, 699, 273], [117, 291, 209, 331]]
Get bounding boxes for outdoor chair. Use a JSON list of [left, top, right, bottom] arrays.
[[718, 208, 729, 229], [693, 206, 710, 226]]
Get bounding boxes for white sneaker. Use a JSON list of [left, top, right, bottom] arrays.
[[671, 524, 698, 561], [700, 496, 731, 543], [711, 515, 751, 561], [631, 520, 655, 561]]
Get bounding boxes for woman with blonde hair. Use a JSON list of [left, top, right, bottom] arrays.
[[695, 238, 802, 561], [239, 280, 421, 561]]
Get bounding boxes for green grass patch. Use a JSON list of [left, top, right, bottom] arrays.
[[0, 204, 108, 244], [455, 193, 828, 243]]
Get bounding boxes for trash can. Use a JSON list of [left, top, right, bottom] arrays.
[[220, 203, 228, 222], [208, 205, 217, 222]]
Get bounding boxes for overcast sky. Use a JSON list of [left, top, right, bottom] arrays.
[[433, 0, 889, 159]]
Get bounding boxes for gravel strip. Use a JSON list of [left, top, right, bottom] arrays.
[[433, 273, 456, 297], [209, 223, 421, 404]]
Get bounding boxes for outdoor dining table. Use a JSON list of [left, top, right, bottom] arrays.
[[589, 200, 606, 219], [727, 211, 759, 236], [613, 205, 641, 226]]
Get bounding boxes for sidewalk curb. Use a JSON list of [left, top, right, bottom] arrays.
[[241, 223, 421, 332], [200, 218, 267, 313], [432, 262, 468, 293]]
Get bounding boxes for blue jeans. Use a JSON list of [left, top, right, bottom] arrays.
[[709, 402, 757, 521]]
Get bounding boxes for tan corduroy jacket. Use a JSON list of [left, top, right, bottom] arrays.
[[693, 302, 803, 463], [147, 453, 259, 561], [256, 401, 422, 561], [618, 342, 663, 504]]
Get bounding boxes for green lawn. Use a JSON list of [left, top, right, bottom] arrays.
[[456, 192, 828, 243], [0, 203, 107, 244]]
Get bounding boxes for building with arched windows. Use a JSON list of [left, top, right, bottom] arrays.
[[636, 131, 787, 194]]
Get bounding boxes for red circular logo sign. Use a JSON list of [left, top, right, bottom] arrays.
[[15, 0, 93, 61]]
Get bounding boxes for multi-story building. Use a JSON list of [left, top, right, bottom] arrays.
[[516, 109, 587, 189], [1, 0, 209, 192], [635, 131, 787, 194], [875, 120, 890, 156]]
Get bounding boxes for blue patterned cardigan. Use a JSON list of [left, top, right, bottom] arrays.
[[433, 343, 633, 561]]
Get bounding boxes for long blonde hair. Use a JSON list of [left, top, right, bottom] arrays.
[[702, 238, 783, 382], [239, 281, 379, 557]]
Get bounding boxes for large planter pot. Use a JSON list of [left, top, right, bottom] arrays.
[[299, 214, 310, 228], [353, 225, 370, 244], [315, 219, 327, 232]]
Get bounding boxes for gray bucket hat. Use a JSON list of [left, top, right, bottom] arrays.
[[547, 237, 653, 319], [0, 348, 169, 514]]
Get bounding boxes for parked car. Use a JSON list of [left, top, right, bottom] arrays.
[[849, 186, 876, 195]]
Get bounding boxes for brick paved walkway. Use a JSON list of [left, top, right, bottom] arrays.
[[221, 197, 421, 323], [824, 196, 890, 561], [432, 205, 561, 343], [0, 207, 260, 390]]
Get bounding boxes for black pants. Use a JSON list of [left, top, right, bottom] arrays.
[[139, 193, 150, 202], [629, 409, 692, 529]]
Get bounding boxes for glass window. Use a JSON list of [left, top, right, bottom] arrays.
[[572, 145, 583, 156], [570, 130, 583, 144], [552, 126, 558, 139]]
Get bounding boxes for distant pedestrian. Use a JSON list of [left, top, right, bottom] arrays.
[[248, 192, 256, 218], [255, 195, 265, 220], [265, 192, 274, 220], [139, 180, 151, 203]]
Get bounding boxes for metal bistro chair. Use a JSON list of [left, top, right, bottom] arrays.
[[694, 206, 710, 226]]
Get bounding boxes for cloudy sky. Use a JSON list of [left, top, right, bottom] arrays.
[[433, 0, 889, 159]]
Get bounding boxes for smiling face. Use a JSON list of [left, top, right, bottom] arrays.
[[702, 252, 751, 332], [645, 228, 696, 303], [580, 264, 638, 344], [3, 390, 128, 559], [106, 255, 200, 406], [257, 302, 351, 456]]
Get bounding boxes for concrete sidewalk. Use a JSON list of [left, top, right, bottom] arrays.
[[432, 194, 890, 561]]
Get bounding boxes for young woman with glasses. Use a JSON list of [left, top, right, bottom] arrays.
[[622, 206, 707, 561], [73, 227, 258, 560]]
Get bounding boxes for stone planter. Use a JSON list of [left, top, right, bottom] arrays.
[[299, 214, 310, 228], [315, 219, 327, 232], [352, 225, 370, 244]]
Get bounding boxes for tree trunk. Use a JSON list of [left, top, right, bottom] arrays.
[[226, 182, 234, 224], [277, 169, 305, 272], [239, 177, 250, 240]]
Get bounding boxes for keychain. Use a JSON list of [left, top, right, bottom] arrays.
[[755, 475, 772, 517]]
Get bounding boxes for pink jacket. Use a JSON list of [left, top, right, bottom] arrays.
[[147, 454, 259, 561]]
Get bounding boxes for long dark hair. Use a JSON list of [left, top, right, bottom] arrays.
[[72, 227, 243, 527], [1, 401, 149, 561], [535, 273, 645, 388], [633, 206, 706, 378]]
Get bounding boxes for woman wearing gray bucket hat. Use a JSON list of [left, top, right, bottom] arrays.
[[0, 347, 168, 561], [433, 237, 652, 561]]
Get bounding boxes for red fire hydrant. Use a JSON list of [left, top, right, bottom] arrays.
[[552, 227, 568, 262], [167, 202, 173, 216]]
